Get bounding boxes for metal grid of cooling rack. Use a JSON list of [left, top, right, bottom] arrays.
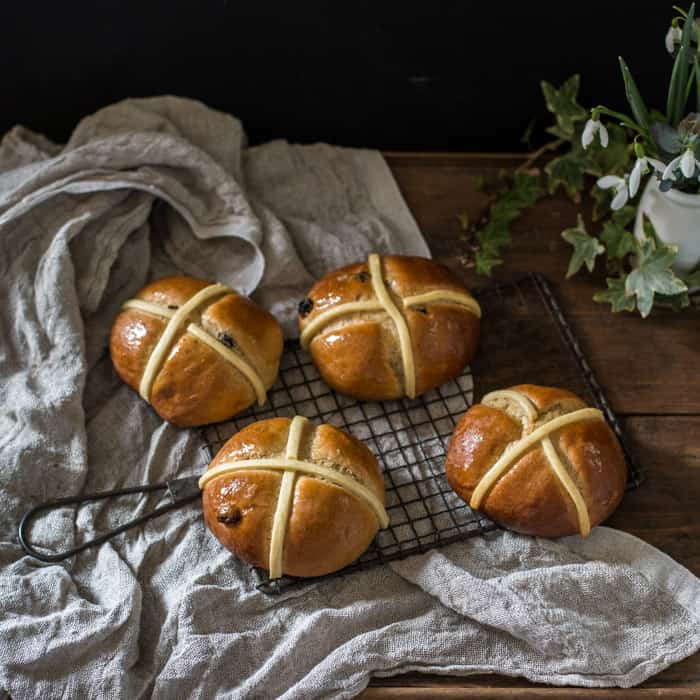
[[200, 272, 642, 594]]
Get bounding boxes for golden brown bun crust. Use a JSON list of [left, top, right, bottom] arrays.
[[445, 384, 627, 537], [298, 255, 480, 400], [109, 276, 283, 427], [201, 418, 385, 577]]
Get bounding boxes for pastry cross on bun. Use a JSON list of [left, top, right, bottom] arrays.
[[110, 276, 283, 427], [445, 385, 627, 538], [199, 416, 388, 578], [298, 254, 481, 400]]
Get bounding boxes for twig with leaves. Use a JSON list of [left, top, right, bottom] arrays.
[[458, 3, 700, 317]]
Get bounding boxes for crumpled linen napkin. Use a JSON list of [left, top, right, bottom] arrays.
[[0, 96, 698, 700]]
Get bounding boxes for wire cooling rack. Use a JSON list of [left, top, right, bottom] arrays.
[[200, 273, 642, 594]]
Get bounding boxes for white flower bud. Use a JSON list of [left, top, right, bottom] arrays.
[[681, 148, 696, 178], [665, 25, 682, 54]]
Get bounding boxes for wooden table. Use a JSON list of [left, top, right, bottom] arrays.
[[360, 153, 700, 699]]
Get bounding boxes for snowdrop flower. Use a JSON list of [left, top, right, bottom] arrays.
[[629, 155, 665, 197], [662, 147, 700, 180], [681, 147, 699, 177], [597, 175, 629, 210], [582, 116, 609, 149], [665, 23, 682, 54]]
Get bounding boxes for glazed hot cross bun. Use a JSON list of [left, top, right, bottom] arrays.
[[199, 416, 388, 578], [298, 254, 481, 400], [110, 276, 283, 427], [445, 385, 627, 537]]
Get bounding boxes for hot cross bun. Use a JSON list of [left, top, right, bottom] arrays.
[[298, 254, 481, 400], [110, 276, 283, 427], [445, 385, 627, 537], [199, 416, 388, 578]]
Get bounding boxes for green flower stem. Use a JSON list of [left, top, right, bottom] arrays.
[[592, 105, 644, 134]]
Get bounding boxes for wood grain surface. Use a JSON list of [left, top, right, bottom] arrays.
[[360, 153, 700, 698]]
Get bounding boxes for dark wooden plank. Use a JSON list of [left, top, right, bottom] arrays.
[[362, 155, 700, 698], [361, 688, 700, 698]]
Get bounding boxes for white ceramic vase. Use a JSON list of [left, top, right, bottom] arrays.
[[633, 177, 700, 275]]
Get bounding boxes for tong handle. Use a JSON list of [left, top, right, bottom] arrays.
[[18, 477, 201, 563]]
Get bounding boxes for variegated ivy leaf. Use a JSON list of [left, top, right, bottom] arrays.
[[593, 276, 636, 312], [625, 234, 687, 317], [541, 75, 588, 138], [561, 214, 605, 278], [600, 206, 637, 260], [580, 123, 631, 177], [545, 153, 586, 199]]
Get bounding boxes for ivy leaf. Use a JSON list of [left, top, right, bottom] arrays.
[[625, 232, 687, 317], [655, 290, 690, 311], [475, 246, 502, 276], [590, 185, 612, 221], [561, 214, 605, 278], [610, 205, 637, 227], [546, 124, 574, 140], [580, 123, 631, 177], [593, 276, 637, 312], [545, 153, 586, 198], [476, 220, 511, 249], [501, 172, 545, 209], [471, 172, 544, 276], [541, 75, 588, 138], [682, 265, 700, 288], [600, 207, 637, 260]]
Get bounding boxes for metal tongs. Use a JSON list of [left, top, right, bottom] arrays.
[[18, 475, 201, 563]]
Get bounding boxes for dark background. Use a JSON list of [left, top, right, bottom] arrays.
[[2, 1, 678, 151]]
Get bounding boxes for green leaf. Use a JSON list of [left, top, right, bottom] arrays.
[[696, 56, 700, 112], [561, 214, 605, 278], [655, 290, 690, 311], [682, 265, 700, 289], [667, 3, 696, 125], [600, 210, 637, 260], [618, 57, 651, 135], [593, 276, 637, 312], [580, 123, 631, 177], [625, 231, 687, 317], [476, 220, 511, 250], [590, 185, 612, 221], [506, 172, 546, 208], [471, 172, 544, 276], [475, 246, 502, 276], [545, 153, 586, 198], [610, 204, 638, 228], [545, 124, 574, 140], [541, 75, 588, 138], [651, 120, 682, 156]]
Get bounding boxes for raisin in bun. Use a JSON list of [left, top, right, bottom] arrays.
[[110, 276, 283, 427], [199, 416, 388, 578], [445, 385, 627, 538], [298, 254, 480, 400]]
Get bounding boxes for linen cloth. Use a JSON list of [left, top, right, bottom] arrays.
[[0, 97, 698, 699]]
